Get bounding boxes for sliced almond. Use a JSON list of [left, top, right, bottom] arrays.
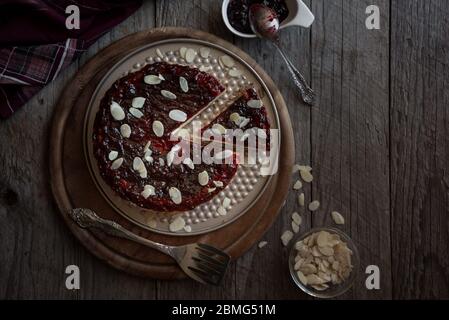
[[292, 212, 302, 225], [199, 65, 212, 72], [238, 117, 250, 128], [166, 150, 175, 167], [308, 200, 320, 212], [141, 185, 155, 199], [120, 124, 131, 138], [212, 123, 226, 135], [228, 69, 242, 78], [129, 107, 144, 119], [258, 241, 268, 249], [300, 169, 314, 183], [161, 90, 177, 100], [143, 141, 151, 153], [281, 230, 294, 246], [229, 112, 241, 125], [144, 74, 162, 85], [108, 151, 118, 161], [159, 158, 165, 166], [132, 97, 145, 109], [179, 76, 189, 93], [213, 181, 224, 187], [185, 48, 196, 63], [169, 109, 187, 122], [293, 180, 303, 190], [152, 120, 164, 137], [297, 271, 308, 286], [133, 157, 145, 172], [247, 99, 262, 109], [208, 187, 216, 193], [316, 231, 330, 247], [156, 48, 164, 59], [199, 47, 210, 58], [217, 206, 227, 216], [198, 171, 209, 186], [214, 150, 233, 160], [318, 246, 334, 256], [111, 158, 123, 170], [184, 225, 192, 233], [292, 164, 301, 173], [168, 187, 182, 204], [298, 193, 305, 207], [219, 55, 234, 68], [183, 157, 194, 170], [292, 221, 300, 233], [110, 101, 125, 121], [169, 216, 185, 232], [222, 197, 231, 209], [331, 211, 345, 225], [179, 47, 187, 59]]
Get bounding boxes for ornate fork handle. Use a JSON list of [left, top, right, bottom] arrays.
[[69, 208, 174, 257]]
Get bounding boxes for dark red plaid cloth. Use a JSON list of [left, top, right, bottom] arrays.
[[0, 0, 142, 119]]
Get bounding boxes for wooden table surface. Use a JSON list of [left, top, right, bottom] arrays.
[[1, 0, 448, 300]]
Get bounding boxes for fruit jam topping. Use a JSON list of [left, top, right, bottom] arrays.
[[93, 62, 270, 212], [227, 0, 289, 34]]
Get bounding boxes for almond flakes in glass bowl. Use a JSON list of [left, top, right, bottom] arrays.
[[288, 227, 359, 298]]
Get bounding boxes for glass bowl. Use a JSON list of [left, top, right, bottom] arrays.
[[288, 227, 360, 298]]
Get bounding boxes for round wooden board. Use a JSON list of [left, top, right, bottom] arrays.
[[49, 27, 295, 279]]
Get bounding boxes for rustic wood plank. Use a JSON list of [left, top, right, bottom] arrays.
[[154, 0, 237, 300], [0, 0, 158, 299], [390, 0, 449, 299], [310, 0, 392, 299], [232, 1, 313, 299]]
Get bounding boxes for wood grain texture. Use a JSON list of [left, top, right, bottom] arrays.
[[390, 0, 449, 299], [1, 0, 449, 299]]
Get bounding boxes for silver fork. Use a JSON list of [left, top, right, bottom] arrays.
[[68, 208, 231, 285]]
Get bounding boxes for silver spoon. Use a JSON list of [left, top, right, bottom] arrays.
[[249, 4, 315, 105]]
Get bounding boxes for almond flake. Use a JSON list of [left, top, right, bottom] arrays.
[[144, 75, 162, 85], [133, 157, 145, 172], [144, 151, 153, 163], [183, 157, 194, 169], [300, 169, 313, 183], [185, 48, 196, 63], [292, 164, 301, 173], [120, 124, 131, 138], [108, 151, 118, 161], [143, 141, 151, 152], [229, 112, 241, 124], [179, 47, 187, 59], [208, 187, 216, 193], [169, 216, 185, 232], [179, 76, 189, 93], [298, 193, 305, 207], [317, 231, 330, 247], [212, 123, 226, 135], [184, 225, 192, 233], [331, 211, 345, 225], [217, 206, 227, 216], [152, 121, 164, 137], [159, 158, 165, 166], [169, 187, 182, 204], [199, 66, 212, 72], [198, 171, 209, 186], [247, 99, 262, 109], [219, 55, 234, 68], [258, 241, 268, 249], [292, 221, 300, 233], [129, 107, 144, 118], [111, 158, 123, 170], [132, 97, 145, 109], [297, 271, 308, 285], [293, 180, 303, 190], [156, 48, 164, 59], [213, 181, 224, 187], [308, 200, 320, 212], [199, 47, 210, 58], [292, 212, 302, 225], [169, 109, 187, 122], [281, 230, 294, 246], [222, 197, 231, 209], [110, 101, 125, 121], [214, 150, 233, 160], [146, 218, 157, 228], [161, 90, 177, 100], [228, 69, 242, 78], [299, 165, 312, 171], [141, 185, 155, 199], [238, 117, 250, 128], [167, 151, 175, 167]]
